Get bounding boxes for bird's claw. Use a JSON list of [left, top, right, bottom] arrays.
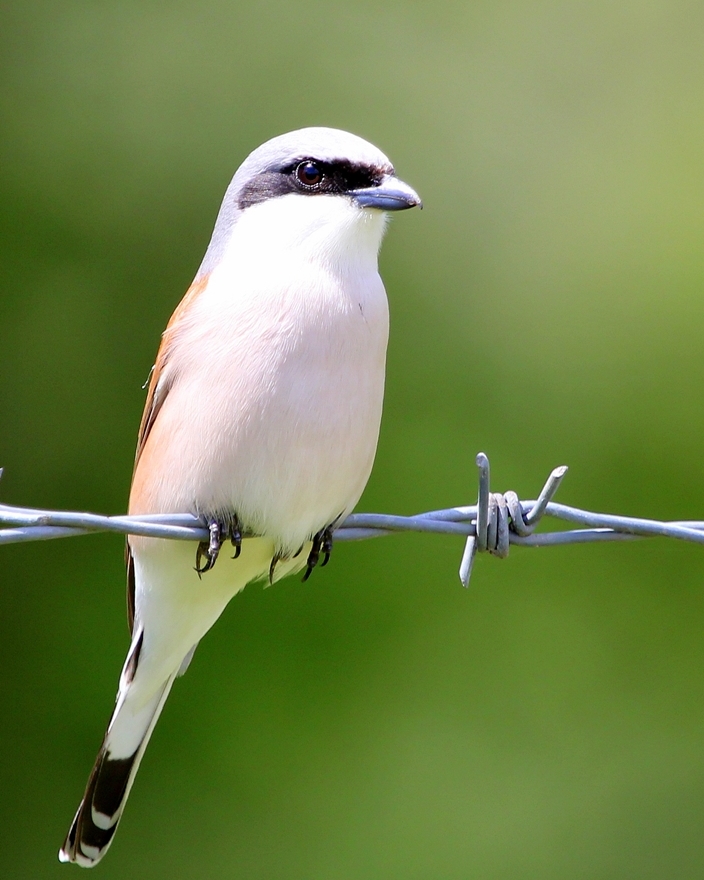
[[195, 514, 242, 576], [302, 526, 334, 581]]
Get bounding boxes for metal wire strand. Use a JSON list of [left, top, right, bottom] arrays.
[[1, 455, 703, 590]]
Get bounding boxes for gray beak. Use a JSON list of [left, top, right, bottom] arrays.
[[351, 175, 422, 211]]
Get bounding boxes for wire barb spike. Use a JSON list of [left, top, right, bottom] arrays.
[[458, 454, 569, 588]]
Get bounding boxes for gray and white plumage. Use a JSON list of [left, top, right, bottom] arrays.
[[59, 127, 420, 867]]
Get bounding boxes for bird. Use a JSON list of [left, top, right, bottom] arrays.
[[59, 127, 421, 867]]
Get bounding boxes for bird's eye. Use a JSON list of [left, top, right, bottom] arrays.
[[296, 161, 323, 187]]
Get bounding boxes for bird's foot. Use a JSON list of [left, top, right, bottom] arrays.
[[195, 514, 242, 576], [302, 526, 334, 581]]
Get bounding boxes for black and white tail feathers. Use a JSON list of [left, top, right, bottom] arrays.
[[59, 630, 179, 868]]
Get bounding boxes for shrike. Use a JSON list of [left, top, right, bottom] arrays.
[[59, 127, 421, 867]]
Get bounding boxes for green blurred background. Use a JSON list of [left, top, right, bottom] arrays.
[[2, 2, 704, 877]]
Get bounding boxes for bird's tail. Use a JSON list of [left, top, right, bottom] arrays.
[[59, 631, 177, 868]]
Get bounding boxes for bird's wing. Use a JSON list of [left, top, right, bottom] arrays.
[[134, 274, 209, 465], [126, 274, 210, 632]]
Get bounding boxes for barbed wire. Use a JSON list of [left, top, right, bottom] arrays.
[[1, 453, 703, 588]]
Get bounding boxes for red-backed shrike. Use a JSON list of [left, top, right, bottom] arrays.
[[59, 127, 421, 867]]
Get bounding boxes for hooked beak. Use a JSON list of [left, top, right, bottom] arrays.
[[351, 175, 422, 211]]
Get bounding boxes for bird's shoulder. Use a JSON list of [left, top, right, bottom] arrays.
[[133, 274, 210, 465]]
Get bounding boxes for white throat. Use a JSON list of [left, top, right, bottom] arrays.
[[218, 193, 390, 277]]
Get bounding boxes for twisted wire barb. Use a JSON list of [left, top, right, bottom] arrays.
[[2, 455, 704, 588]]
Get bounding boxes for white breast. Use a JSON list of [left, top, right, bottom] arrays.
[[134, 193, 390, 553]]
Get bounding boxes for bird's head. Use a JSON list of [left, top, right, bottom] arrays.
[[198, 127, 421, 276]]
